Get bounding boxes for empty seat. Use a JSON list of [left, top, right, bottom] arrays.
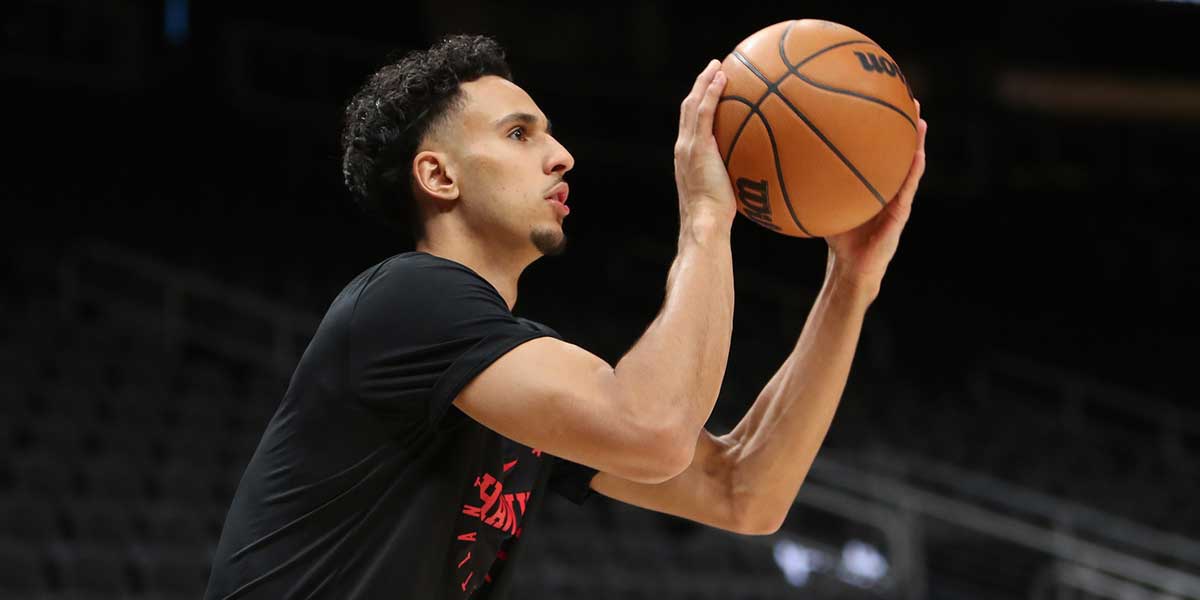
[[158, 425, 227, 468], [0, 493, 61, 546], [155, 459, 219, 507], [25, 415, 92, 456], [174, 393, 231, 433], [12, 452, 77, 497], [80, 456, 150, 501], [108, 384, 171, 428], [50, 542, 132, 598], [142, 503, 214, 547], [133, 544, 212, 599], [0, 540, 49, 596], [63, 499, 142, 546], [40, 379, 104, 420], [92, 421, 162, 463]]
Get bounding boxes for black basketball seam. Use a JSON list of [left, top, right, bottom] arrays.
[[756, 106, 814, 236], [786, 39, 879, 73], [722, 58, 814, 237], [734, 48, 888, 207], [778, 22, 915, 130], [779, 25, 890, 207], [789, 73, 917, 130], [721, 29, 876, 176], [717, 95, 811, 235], [717, 95, 756, 169], [772, 91, 888, 206]]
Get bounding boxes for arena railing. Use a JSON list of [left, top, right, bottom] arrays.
[[57, 239, 319, 377], [803, 454, 1200, 599]]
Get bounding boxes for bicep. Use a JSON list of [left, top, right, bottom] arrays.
[[454, 336, 688, 484], [591, 430, 748, 533]]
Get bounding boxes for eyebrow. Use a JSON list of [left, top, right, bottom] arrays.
[[494, 112, 552, 135]]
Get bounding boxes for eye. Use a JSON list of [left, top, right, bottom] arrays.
[[508, 126, 527, 141]]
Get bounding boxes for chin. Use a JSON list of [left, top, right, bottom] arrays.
[[530, 226, 566, 257]]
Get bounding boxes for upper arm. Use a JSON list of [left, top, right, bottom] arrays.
[[454, 336, 692, 484], [590, 429, 773, 535]]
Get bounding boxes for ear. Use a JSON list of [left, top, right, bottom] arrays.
[[412, 150, 459, 204]]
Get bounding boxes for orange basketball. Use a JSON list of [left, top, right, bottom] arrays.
[[714, 19, 918, 237]]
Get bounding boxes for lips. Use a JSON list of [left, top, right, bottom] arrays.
[[545, 182, 569, 206]]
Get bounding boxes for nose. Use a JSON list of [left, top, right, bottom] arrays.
[[546, 135, 575, 177]]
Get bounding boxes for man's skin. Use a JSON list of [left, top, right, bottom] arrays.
[[408, 59, 928, 534]]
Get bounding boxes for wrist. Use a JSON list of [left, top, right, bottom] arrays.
[[825, 257, 881, 307], [680, 208, 732, 247]]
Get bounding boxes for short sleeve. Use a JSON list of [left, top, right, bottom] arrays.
[[549, 456, 599, 505], [347, 254, 561, 432]]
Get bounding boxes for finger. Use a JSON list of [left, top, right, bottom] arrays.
[[693, 70, 726, 140], [895, 119, 928, 207], [680, 59, 721, 136]]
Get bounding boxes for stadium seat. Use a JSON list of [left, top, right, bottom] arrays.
[[156, 459, 220, 507], [80, 455, 151, 502], [0, 539, 50, 596], [49, 541, 132, 598], [63, 499, 142, 546], [12, 452, 77, 497], [0, 493, 61, 545], [158, 424, 227, 468], [133, 544, 212, 599], [92, 421, 162, 464], [142, 502, 214, 547], [25, 415, 92, 457]]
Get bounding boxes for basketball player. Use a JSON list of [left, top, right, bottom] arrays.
[[206, 34, 927, 599]]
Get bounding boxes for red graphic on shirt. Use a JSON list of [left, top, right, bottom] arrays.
[[454, 449, 545, 597], [461, 472, 531, 536]]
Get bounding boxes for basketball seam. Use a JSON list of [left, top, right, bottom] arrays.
[[778, 23, 889, 207], [719, 95, 756, 169], [778, 21, 915, 131], [732, 48, 888, 208], [728, 53, 813, 236], [787, 72, 917, 131], [718, 26, 895, 233], [717, 94, 812, 236], [719, 32, 882, 169]]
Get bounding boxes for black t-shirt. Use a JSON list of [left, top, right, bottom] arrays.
[[206, 252, 599, 600]]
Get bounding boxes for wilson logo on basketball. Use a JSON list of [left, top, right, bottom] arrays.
[[853, 51, 899, 77], [852, 50, 913, 98], [735, 177, 780, 231]]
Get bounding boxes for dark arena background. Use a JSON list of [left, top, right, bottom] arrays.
[[3, 0, 1199, 598]]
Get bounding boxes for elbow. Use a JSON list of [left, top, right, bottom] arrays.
[[731, 513, 785, 536], [729, 500, 787, 536], [624, 421, 697, 485]]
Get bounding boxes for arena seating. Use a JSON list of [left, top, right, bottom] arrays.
[[2, 243, 1196, 599]]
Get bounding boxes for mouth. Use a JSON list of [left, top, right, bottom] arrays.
[[545, 182, 570, 216]]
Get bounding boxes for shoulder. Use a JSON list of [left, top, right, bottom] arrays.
[[348, 252, 519, 336], [360, 252, 506, 309]]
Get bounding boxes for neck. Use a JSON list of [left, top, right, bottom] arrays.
[[415, 227, 534, 311]]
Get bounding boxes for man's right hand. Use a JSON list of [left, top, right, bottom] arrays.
[[674, 59, 737, 236]]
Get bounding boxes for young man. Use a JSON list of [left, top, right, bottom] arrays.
[[206, 34, 927, 599]]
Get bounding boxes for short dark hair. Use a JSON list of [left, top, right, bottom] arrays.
[[340, 34, 512, 236]]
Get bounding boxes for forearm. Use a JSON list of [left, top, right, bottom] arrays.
[[725, 256, 874, 531], [613, 211, 734, 443]]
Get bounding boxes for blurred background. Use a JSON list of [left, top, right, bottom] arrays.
[[2, 0, 1199, 598]]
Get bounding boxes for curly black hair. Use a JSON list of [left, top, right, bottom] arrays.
[[340, 34, 512, 236]]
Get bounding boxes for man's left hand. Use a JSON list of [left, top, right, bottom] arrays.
[[824, 101, 927, 298]]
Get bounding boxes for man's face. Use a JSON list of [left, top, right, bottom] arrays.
[[436, 75, 575, 256]]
